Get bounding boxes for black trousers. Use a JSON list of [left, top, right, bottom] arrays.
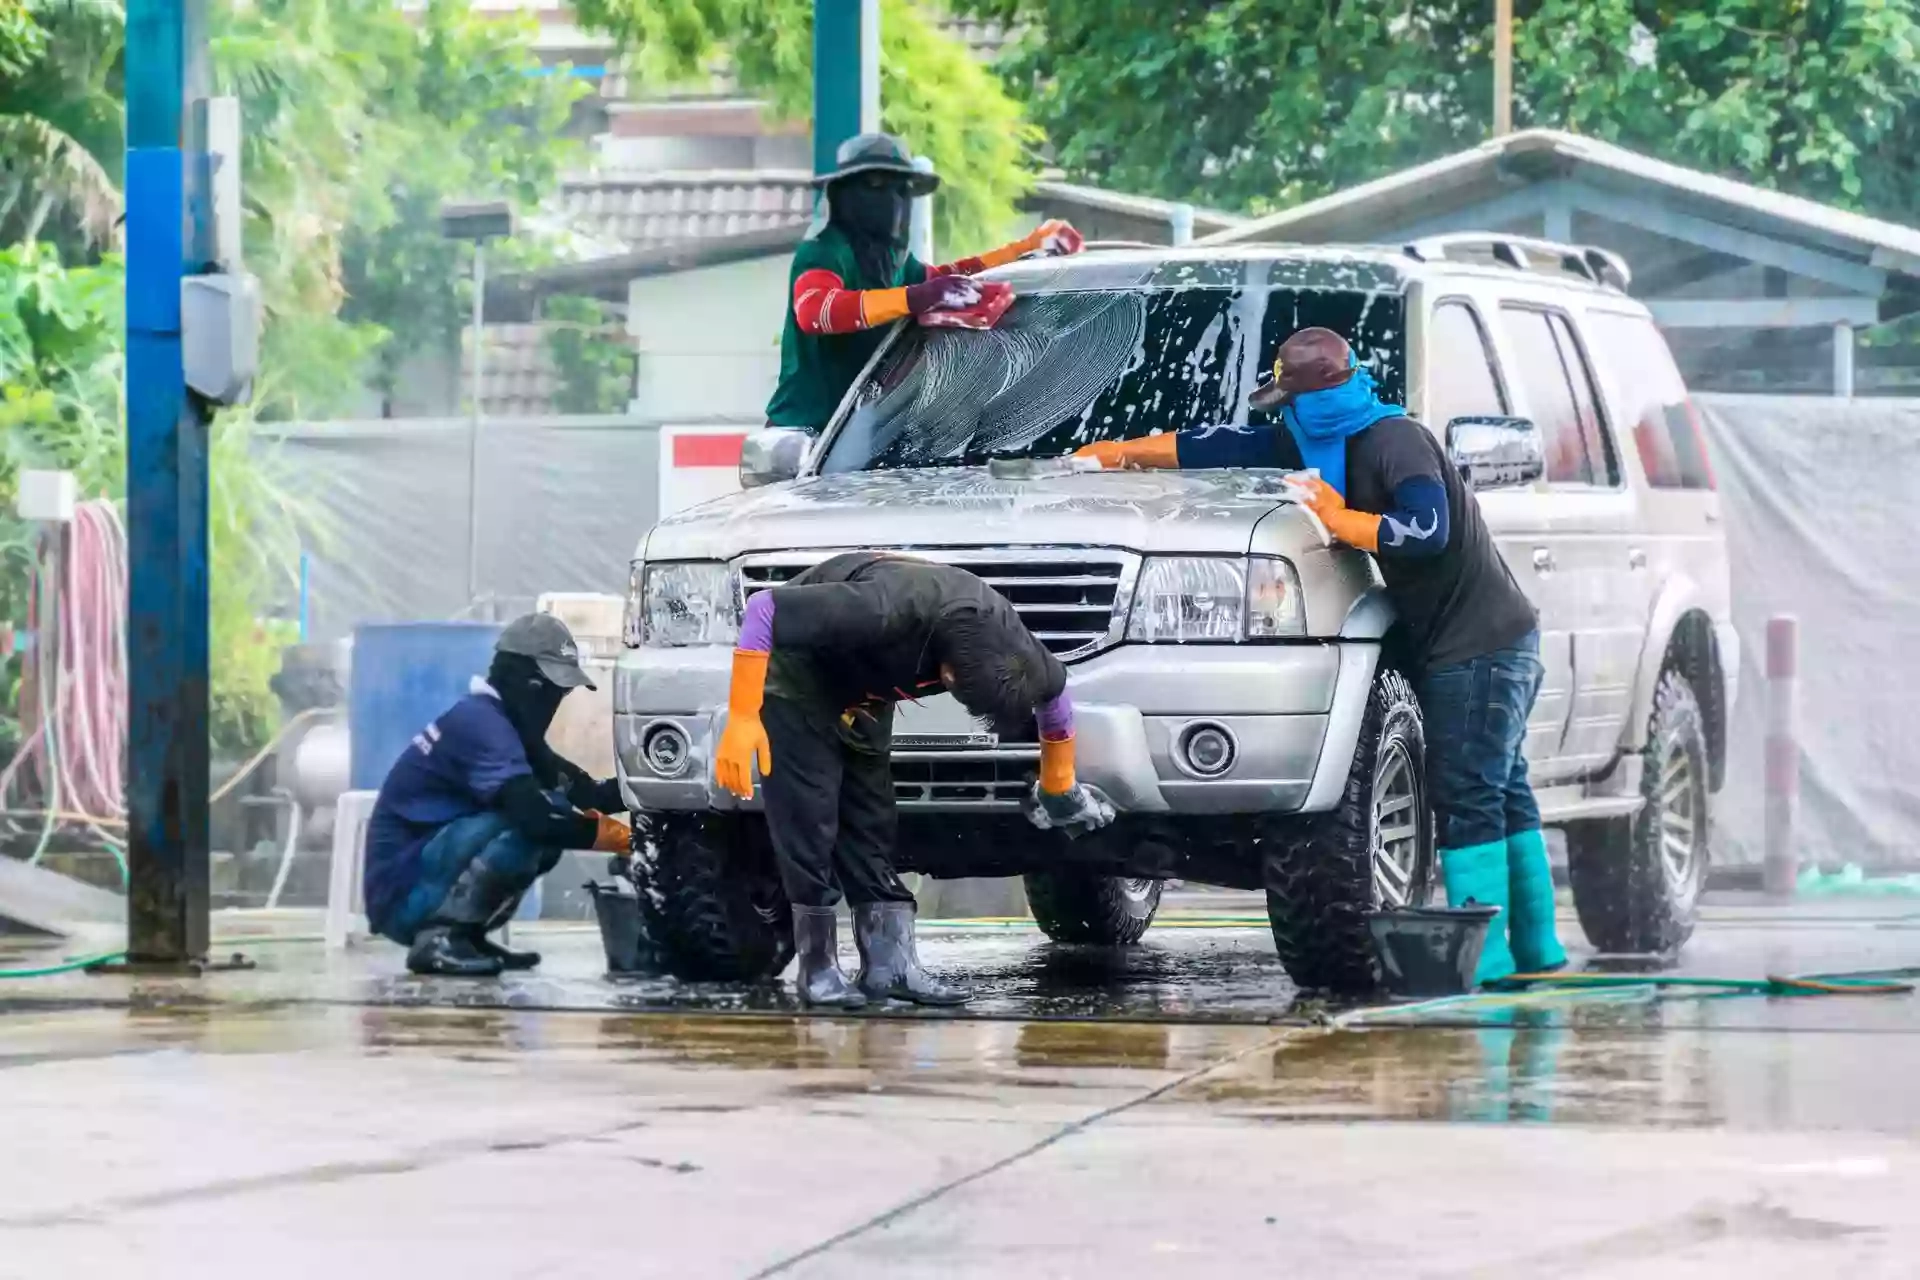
[[761, 695, 916, 910]]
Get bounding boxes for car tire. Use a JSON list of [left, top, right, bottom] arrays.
[[632, 812, 793, 982], [1262, 667, 1432, 996], [1025, 870, 1163, 945], [1568, 667, 1709, 956]]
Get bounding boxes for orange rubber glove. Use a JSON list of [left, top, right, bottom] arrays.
[[1293, 476, 1381, 552], [1039, 736, 1076, 795], [1073, 434, 1180, 470], [589, 812, 633, 855], [715, 648, 772, 799]]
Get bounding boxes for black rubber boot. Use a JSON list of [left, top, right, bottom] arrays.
[[473, 934, 541, 971], [792, 906, 866, 1009], [406, 858, 512, 977], [854, 902, 969, 1006], [474, 894, 541, 970], [406, 926, 504, 977]]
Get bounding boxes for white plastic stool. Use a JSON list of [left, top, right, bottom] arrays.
[[324, 790, 380, 950]]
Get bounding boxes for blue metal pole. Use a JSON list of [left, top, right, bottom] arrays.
[[125, 0, 213, 962]]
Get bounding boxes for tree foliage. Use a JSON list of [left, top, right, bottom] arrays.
[[543, 295, 636, 415], [0, 0, 123, 250], [570, 0, 1040, 251], [960, 0, 1920, 223]]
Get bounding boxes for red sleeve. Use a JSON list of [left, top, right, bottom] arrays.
[[793, 268, 869, 335]]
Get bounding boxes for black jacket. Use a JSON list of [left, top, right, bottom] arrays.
[[767, 553, 1065, 714]]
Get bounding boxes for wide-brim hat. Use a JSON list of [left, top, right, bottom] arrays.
[[811, 132, 941, 197], [1248, 326, 1357, 411]]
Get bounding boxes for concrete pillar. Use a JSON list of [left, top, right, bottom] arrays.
[[1833, 321, 1855, 398]]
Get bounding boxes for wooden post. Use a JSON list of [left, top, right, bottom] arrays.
[[1493, 0, 1513, 137]]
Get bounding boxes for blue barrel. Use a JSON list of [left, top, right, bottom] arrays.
[[349, 622, 503, 792]]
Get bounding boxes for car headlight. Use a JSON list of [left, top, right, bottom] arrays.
[[635, 561, 740, 647], [1125, 556, 1304, 643]]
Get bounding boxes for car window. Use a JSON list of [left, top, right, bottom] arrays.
[[1548, 313, 1620, 486], [1428, 301, 1507, 425], [1584, 310, 1715, 490], [823, 286, 1408, 472], [1497, 306, 1593, 485]]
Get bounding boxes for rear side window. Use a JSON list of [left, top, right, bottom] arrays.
[[1584, 311, 1715, 490], [1427, 301, 1508, 425], [1497, 306, 1594, 485], [1547, 313, 1620, 486]]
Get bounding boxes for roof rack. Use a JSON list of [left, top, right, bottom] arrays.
[[1403, 233, 1632, 290]]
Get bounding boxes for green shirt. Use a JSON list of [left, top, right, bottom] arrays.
[[764, 223, 926, 430]]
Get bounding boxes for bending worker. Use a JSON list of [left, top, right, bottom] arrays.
[[715, 553, 1115, 1008], [363, 615, 634, 977], [1076, 327, 1566, 986], [764, 131, 1085, 432]]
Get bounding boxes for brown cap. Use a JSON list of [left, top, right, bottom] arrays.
[[1248, 327, 1356, 411]]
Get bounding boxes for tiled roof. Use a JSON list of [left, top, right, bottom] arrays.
[[460, 318, 630, 419], [937, 15, 1019, 62], [554, 169, 815, 252]]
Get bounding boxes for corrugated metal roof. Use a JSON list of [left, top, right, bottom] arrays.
[[1204, 129, 1920, 276]]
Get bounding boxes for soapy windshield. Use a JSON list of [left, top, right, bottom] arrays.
[[821, 286, 1406, 473]]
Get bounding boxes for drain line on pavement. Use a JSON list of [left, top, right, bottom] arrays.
[[744, 1024, 1307, 1279]]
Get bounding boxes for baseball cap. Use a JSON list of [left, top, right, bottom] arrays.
[[1248, 327, 1358, 411], [496, 613, 596, 691]]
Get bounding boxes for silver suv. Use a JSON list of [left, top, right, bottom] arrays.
[[615, 235, 1735, 991]]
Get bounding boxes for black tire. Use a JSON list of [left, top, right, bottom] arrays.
[[1568, 668, 1709, 956], [1263, 667, 1432, 996], [632, 812, 792, 982], [1025, 871, 1162, 945]]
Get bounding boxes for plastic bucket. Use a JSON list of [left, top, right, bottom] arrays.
[[1366, 904, 1500, 998], [587, 879, 656, 974]]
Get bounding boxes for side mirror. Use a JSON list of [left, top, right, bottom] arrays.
[[1445, 416, 1545, 491], [739, 428, 810, 489]]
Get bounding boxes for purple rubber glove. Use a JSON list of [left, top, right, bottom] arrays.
[[740, 591, 774, 653], [1036, 691, 1074, 741], [905, 274, 982, 316]]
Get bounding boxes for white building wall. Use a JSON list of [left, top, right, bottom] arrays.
[[626, 252, 792, 422]]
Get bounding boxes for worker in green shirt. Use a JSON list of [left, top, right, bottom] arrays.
[[764, 132, 1085, 431]]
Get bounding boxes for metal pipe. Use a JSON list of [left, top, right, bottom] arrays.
[[1763, 615, 1800, 898], [1169, 203, 1194, 247], [466, 243, 485, 610], [1833, 321, 1855, 398], [1493, 0, 1513, 137], [910, 155, 936, 264]]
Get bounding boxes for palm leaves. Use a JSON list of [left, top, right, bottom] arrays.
[[0, 0, 124, 251]]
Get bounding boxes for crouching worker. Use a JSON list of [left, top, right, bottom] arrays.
[[364, 615, 634, 977], [1076, 327, 1566, 987], [714, 553, 1115, 1008]]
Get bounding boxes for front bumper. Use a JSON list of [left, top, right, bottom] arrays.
[[615, 642, 1380, 818]]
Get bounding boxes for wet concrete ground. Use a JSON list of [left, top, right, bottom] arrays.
[[7, 895, 1920, 1276]]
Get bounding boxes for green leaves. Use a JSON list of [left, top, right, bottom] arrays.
[[543, 294, 637, 415], [958, 0, 1920, 227]]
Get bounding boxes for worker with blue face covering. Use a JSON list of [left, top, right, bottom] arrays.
[[1075, 326, 1562, 988]]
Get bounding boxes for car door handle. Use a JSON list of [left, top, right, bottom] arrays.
[[1532, 547, 1556, 573], [1628, 547, 1648, 570]]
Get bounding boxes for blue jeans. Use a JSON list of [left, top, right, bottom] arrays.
[[1416, 633, 1544, 849], [378, 812, 554, 944]]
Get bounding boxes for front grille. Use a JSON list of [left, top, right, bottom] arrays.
[[738, 550, 1132, 659], [890, 749, 1040, 810]]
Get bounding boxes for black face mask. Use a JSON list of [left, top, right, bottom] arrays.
[[488, 652, 568, 755], [829, 177, 911, 284]]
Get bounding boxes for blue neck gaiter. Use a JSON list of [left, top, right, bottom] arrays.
[[1279, 359, 1404, 497]]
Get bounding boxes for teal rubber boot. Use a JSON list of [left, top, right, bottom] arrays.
[[1440, 839, 1516, 986], [1506, 827, 1568, 973]]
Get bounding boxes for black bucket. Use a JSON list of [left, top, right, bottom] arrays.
[[586, 878, 659, 975], [1366, 904, 1500, 999]]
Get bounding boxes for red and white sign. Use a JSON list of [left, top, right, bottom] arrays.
[[658, 426, 749, 519]]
